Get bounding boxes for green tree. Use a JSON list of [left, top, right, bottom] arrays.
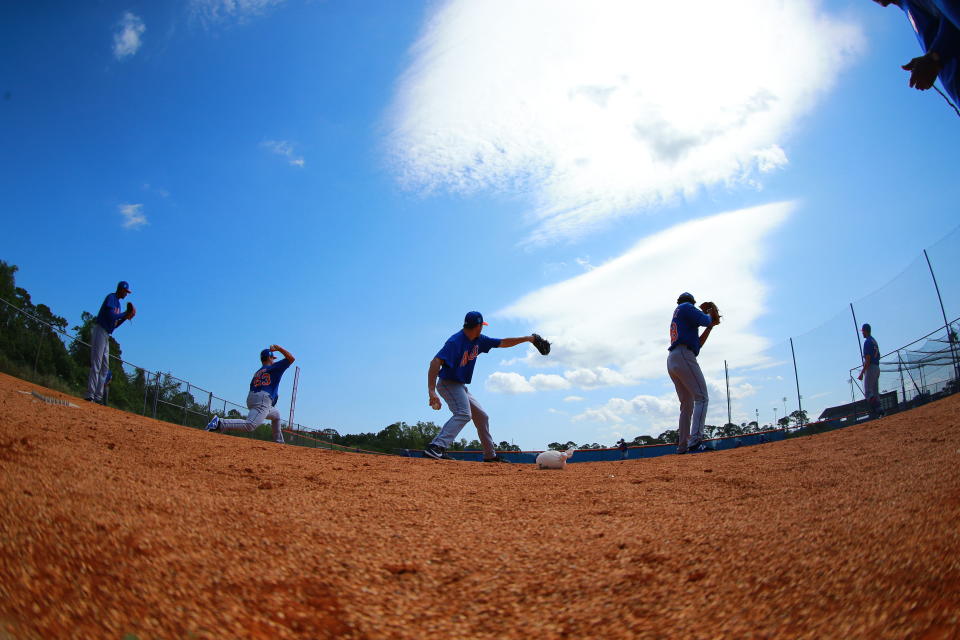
[[789, 410, 808, 426], [657, 429, 678, 444], [718, 423, 744, 437], [777, 416, 790, 428], [0, 260, 81, 390]]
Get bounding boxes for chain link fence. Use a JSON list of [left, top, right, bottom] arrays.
[[0, 296, 389, 454], [2, 222, 959, 454], [718, 224, 960, 433]]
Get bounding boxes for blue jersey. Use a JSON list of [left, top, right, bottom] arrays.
[[96, 293, 126, 334], [863, 336, 880, 367], [249, 358, 292, 404], [668, 303, 713, 357], [901, 0, 960, 106], [436, 331, 502, 384]]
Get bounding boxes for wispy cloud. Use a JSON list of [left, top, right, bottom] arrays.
[[262, 140, 305, 167], [113, 12, 145, 60], [119, 204, 147, 229], [388, 1, 862, 243], [190, 0, 286, 26], [142, 183, 170, 198], [488, 201, 793, 391]]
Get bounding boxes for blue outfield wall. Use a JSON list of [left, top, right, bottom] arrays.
[[396, 429, 787, 463]]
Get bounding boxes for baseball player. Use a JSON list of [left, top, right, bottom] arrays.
[[206, 345, 295, 444], [667, 292, 719, 454], [858, 323, 882, 418], [424, 311, 548, 462], [85, 281, 135, 403]]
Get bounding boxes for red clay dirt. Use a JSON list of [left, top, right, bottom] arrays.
[[1, 370, 959, 639]]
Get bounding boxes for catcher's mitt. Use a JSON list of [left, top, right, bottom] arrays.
[[699, 301, 721, 325], [532, 333, 551, 356], [125, 302, 137, 320]]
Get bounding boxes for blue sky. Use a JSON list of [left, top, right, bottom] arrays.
[[2, 0, 959, 449]]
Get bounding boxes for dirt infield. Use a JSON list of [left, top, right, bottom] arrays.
[[1, 371, 958, 639]]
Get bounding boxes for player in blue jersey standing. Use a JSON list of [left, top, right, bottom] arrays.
[[667, 293, 719, 454], [858, 324, 882, 419], [424, 311, 538, 462], [206, 345, 295, 444], [85, 281, 135, 403]]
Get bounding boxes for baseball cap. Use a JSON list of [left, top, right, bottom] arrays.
[[463, 311, 489, 328], [677, 292, 695, 304], [118, 280, 132, 293], [261, 348, 274, 360], [862, 323, 871, 333]]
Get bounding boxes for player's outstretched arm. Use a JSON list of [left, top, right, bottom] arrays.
[[272, 344, 295, 363], [497, 336, 534, 348], [427, 357, 442, 409]]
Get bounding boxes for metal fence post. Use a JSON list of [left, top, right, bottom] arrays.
[[141, 368, 149, 415], [897, 350, 906, 407], [152, 372, 161, 419], [850, 303, 864, 368], [724, 360, 731, 427], [182, 382, 190, 425], [790, 338, 803, 424], [206, 391, 213, 417]]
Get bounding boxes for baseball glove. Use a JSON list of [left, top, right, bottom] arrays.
[[124, 302, 137, 320], [532, 333, 551, 356], [699, 301, 721, 325]]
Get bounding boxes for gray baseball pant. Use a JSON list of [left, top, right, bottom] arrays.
[[864, 364, 880, 414], [667, 346, 709, 451], [431, 379, 496, 459], [86, 325, 110, 402], [220, 390, 284, 443]]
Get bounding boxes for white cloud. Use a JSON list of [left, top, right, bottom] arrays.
[[563, 367, 632, 389], [486, 371, 534, 394], [119, 204, 147, 229], [497, 202, 793, 386], [563, 395, 585, 403], [388, 1, 862, 243], [529, 373, 571, 390], [190, 0, 285, 25], [113, 12, 145, 60], [262, 140, 305, 167], [572, 393, 680, 438]]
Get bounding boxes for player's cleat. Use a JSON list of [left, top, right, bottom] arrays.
[[423, 444, 452, 460], [205, 415, 222, 432], [686, 442, 713, 454], [482, 455, 511, 463]]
